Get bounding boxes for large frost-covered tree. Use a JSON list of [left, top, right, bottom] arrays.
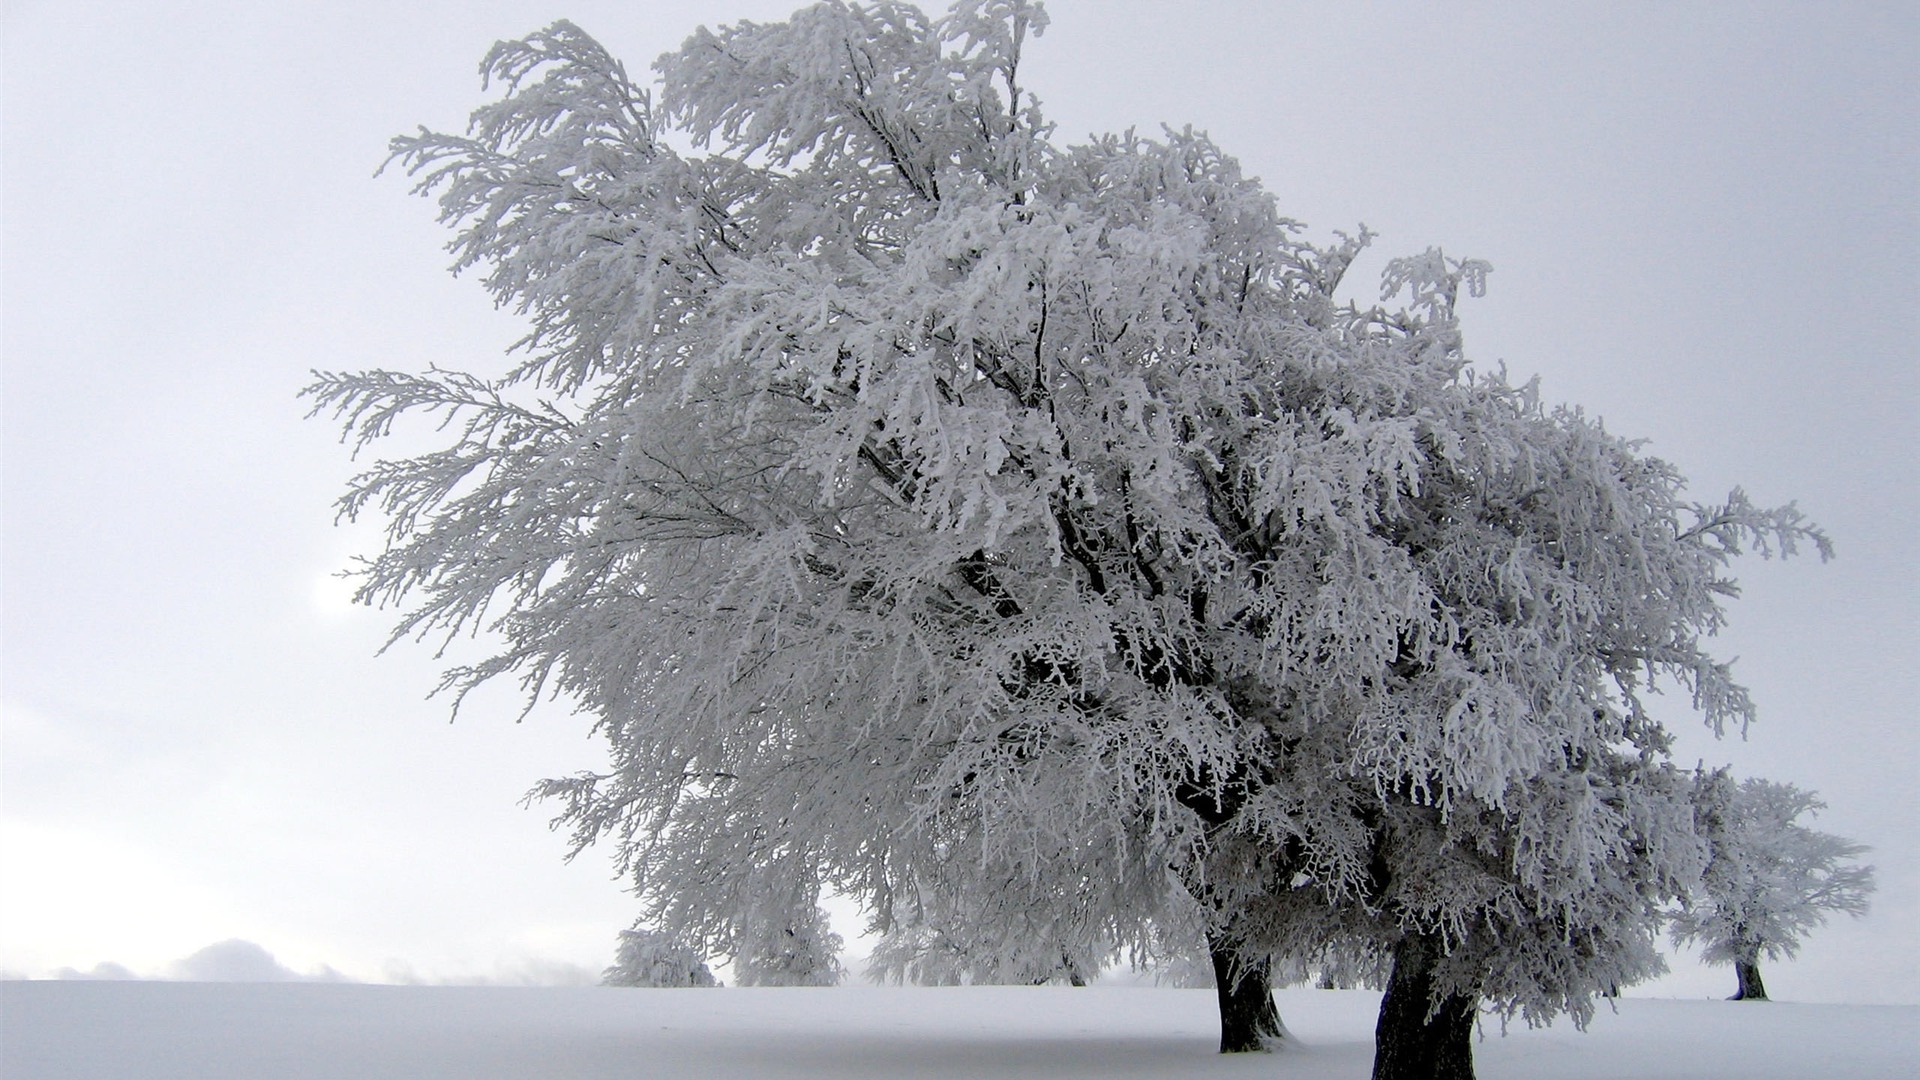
[[1670, 772, 1875, 1001], [308, 4, 1826, 1076]]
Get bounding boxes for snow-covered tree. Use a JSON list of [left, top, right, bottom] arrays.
[[732, 899, 846, 987], [1670, 772, 1875, 1001], [308, 4, 1826, 1075], [862, 867, 1108, 985], [602, 927, 719, 987]]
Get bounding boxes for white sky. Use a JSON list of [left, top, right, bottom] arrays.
[[3, 1, 1914, 1000]]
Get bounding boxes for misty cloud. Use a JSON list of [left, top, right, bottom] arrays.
[[377, 956, 599, 986], [35, 942, 604, 985], [480, 957, 599, 986], [164, 939, 351, 982], [52, 961, 140, 981]]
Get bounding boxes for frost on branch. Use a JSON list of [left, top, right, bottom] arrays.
[[310, 3, 1833, 1074]]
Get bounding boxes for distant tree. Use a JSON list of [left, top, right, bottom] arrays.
[[731, 897, 846, 987], [1671, 772, 1875, 1001], [308, 4, 1825, 1076], [866, 925, 1092, 985], [862, 869, 1107, 985], [602, 928, 719, 987]]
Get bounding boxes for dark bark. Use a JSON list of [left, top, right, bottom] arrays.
[[1372, 932, 1477, 1080], [1064, 951, 1086, 987], [1208, 934, 1284, 1053], [1029, 952, 1087, 987], [1731, 958, 1769, 1001]]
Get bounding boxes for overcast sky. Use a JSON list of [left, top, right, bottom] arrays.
[[4, 0, 1914, 1001]]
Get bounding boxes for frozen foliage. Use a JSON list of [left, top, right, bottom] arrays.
[[1670, 773, 1876, 1000], [602, 928, 718, 987], [306, 3, 1829, 1075]]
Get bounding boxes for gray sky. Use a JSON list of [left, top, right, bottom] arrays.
[[4, 1, 1915, 1000]]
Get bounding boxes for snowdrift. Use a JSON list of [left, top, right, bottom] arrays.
[[4, 982, 1914, 1079]]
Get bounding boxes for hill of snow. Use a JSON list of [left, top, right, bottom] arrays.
[[4, 982, 1914, 1079]]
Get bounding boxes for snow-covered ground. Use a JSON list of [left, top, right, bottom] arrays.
[[4, 983, 1914, 1079]]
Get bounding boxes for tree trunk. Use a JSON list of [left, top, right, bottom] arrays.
[[1372, 932, 1477, 1080], [1207, 933, 1284, 1053], [1064, 951, 1087, 987], [1731, 958, 1768, 1001]]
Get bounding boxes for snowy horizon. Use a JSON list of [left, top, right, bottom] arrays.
[[6, 983, 1917, 1080], [8, 934, 1903, 1010]]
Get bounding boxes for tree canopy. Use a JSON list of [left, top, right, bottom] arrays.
[[308, 4, 1828, 1075]]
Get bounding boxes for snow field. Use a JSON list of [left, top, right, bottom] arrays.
[[4, 983, 1915, 1079]]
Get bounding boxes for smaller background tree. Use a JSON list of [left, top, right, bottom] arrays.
[[1671, 771, 1876, 1000], [602, 928, 720, 987], [732, 902, 846, 987]]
